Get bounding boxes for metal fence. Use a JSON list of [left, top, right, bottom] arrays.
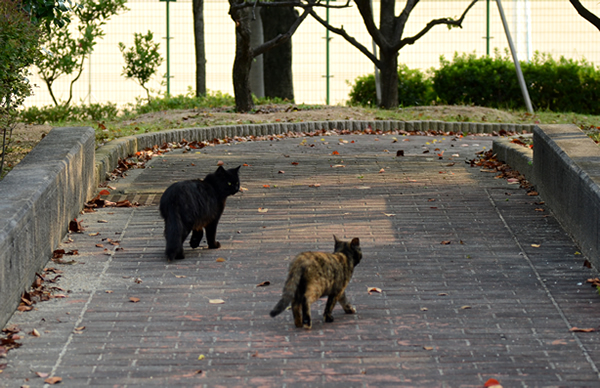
[[23, 0, 600, 108]]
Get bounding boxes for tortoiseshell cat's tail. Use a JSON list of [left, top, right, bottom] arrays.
[[270, 266, 304, 317]]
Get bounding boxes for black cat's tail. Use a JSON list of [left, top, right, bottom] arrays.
[[163, 213, 185, 261], [270, 266, 305, 317]]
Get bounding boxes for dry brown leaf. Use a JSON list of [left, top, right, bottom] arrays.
[[256, 281, 271, 287], [440, 240, 451, 245], [258, 207, 268, 213], [423, 346, 433, 351], [209, 299, 225, 304], [29, 329, 40, 337], [569, 327, 596, 333], [216, 258, 226, 262], [367, 287, 382, 294], [36, 372, 49, 378], [44, 376, 62, 384], [129, 297, 140, 303]]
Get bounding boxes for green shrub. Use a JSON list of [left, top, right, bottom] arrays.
[[432, 51, 521, 109], [348, 64, 434, 107], [19, 102, 119, 124], [432, 50, 600, 114]]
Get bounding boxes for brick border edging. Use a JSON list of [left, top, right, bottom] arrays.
[[94, 120, 534, 188], [494, 124, 600, 270], [0, 127, 95, 328]]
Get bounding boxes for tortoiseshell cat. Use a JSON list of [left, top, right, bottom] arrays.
[[270, 236, 362, 329], [159, 165, 240, 261]]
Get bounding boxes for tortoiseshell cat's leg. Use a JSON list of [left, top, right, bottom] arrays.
[[323, 295, 338, 323], [292, 302, 303, 328], [337, 292, 357, 314], [301, 298, 313, 329], [189, 228, 203, 248], [204, 220, 221, 249]]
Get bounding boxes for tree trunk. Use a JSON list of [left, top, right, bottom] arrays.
[[193, 0, 206, 97], [249, 7, 265, 99], [379, 49, 398, 108], [231, 6, 254, 112], [261, 5, 297, 101]]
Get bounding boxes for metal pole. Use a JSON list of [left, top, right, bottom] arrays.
[[326, 0, 330, 105], [496, 0, 533, 113], [166, 0, 171, 96], [486, 0, 490, 55]]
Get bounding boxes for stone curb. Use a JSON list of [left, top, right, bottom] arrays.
[[0, 127, 95, 328], [494, 124, 600, 269]]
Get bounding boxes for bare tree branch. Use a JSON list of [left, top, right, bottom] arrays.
[[396, 0, 478, 51], [231, 0, 351, 12], [354, 0, 387, 48], [569, 0, 600, 31], [253, 7, 310, 57], [308, 8, 380, 67]]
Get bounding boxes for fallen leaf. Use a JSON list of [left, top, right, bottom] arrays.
[[44, 376, 62, 384], [531, 244, 541, 248], [527, 191, 539, 196], [569, 327, 596, 333], [583, 260, 592, 269], [258, 208, 268, 213], [175, 275, 186, 279], [243, 163, 250, 167], [216, 258, 226, 262], [105, 290, 113, 293], [308, 183, 321, 187], [379, 168, 385, 173], [29, 329, 40, 337], [332, 151, 340, 155], [36, 372, 49, 378], [209, 299, 225, 304], [441, 240, 451, 245], [217, 160, 224, 166], [383, 213, 395, 217], [484, 378, 502, 388], [95, 244, 104, 248], [256, 281, 271, 287], [367, 287, 382, 294], [438, 293, 448, 296], [534, 208, 545, 212], [420, 307, 428, 311], [129, 297, 140, 303], [88, 232, 100, 237], [69, 219, 83, 233], [262, 184, 270, 188], [278, 170, 285, 174], [97, 220, 108, 223], [331, 164, 345, 168], [291, 161, 299, 165], [74, 326, 85, 332], [461, 305, 472, 310], [198, 354, 205, 360], [98, 189, 111, 196], [423, 346, 433, 351]]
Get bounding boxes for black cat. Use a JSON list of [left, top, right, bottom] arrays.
[[159, 165, 241, 261]]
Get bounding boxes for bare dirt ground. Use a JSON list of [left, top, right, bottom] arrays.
[[3, 105, 519, 177]]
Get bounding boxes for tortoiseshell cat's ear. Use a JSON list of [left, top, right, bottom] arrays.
[[351, 238, 360, 247]]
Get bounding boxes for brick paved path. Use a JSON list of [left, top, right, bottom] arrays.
[[3, 133, 600, 387]]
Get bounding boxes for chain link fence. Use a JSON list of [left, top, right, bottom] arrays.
[[23, 0, 600, 108]]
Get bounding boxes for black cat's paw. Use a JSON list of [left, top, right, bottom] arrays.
[[208, 241, 221, 249], [168, 252, 185, 261], [189, 237, 201, 249], [324, 314, 334, 323]]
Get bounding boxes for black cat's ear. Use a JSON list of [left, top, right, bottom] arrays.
[[351, 237, 360, 247], [216, 165, 226, 173], [231, 165, 241, 174], [333, 235, 340, 243]]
